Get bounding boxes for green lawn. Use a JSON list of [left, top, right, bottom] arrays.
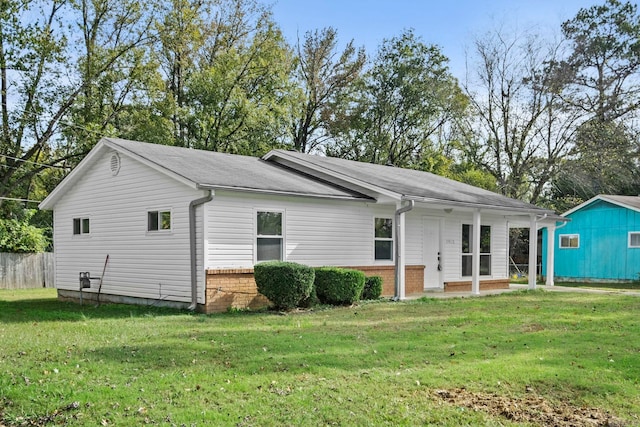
[[1, 288, 638, 426]]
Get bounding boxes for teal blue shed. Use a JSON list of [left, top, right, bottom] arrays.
[[542, 195, 640, 282]]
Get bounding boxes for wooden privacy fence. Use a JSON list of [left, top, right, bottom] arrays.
[[0, 253, 54, 289]]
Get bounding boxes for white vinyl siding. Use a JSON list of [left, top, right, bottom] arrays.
[[52, 150, 204, 303], [206, 192, 395, 268]]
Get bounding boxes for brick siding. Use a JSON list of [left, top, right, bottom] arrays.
[[444, 279, 510, 292], [203, 264, 426, 313]]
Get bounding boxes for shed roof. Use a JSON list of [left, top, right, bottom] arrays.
[[562, 194, 640, 216]]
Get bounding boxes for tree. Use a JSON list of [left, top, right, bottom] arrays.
[[328, 29, 467, 170], [152, 0, 294, 155], [0, 0, 154, 206], [291, 27, 365, 153], [460, 28, 580, 203], [549, 0, 640, 200], [0, 209, 49, 253]]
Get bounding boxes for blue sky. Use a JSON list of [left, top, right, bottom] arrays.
[[271, 0, 600, 77]]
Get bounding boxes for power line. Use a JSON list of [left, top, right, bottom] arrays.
[[0, 196, 42, 203], [1, 154, 70, 170]]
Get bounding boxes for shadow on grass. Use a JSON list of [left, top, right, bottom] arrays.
[[0, 296, 192, 324]]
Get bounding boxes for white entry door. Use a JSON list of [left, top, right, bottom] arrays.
[[423, 217, 442, 289]]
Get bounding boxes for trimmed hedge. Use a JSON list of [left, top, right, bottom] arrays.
[[362, 275, 383, 300], [314, 267, 366, 305], [254, 261, 315, 310]]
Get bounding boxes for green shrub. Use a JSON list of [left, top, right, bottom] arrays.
[[362, 276, 383, 300], [253, 262, 315, 310], [314, 267, 366, 305]]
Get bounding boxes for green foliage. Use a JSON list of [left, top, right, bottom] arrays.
[[327, 29, 467, 170], [314, 267, 365, 305], [0, 210, 49, 253], [362, 275, 383, 300], [253, 261, 315, 310], [291, 26, 366, 153]]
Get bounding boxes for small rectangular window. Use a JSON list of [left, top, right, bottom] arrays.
[[73, 217, 90, 235], [374, 217, 393, 261], [559, 234, 579, 248], [257, 211, 283, 262], [629, 232, 640, 248], [148, 210, 171, 231]]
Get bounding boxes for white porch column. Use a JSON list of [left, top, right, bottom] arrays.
[[528, 214, 537, 290], [472, 209, 481, 295], [397, 202, 407, 299], [545, 225, 555, 286]]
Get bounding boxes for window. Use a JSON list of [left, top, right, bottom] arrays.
[[73, 217, 90, 235], [559, 234, 579, 248], [374, 217, 393, 261], [461, 224, 491, 276], [257, 211, 283, 262], [148, 210, 171, 231], [629, 232, 640, 248]]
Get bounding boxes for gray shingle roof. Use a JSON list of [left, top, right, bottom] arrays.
[[600, 195, 640, 211], [104, 138, 368, 200], [266, 149, 552, 213]]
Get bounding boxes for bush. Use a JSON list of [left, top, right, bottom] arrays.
[[314, 267, 365, 305], [253, 261, 315, 310], [0, 210, 50, 253], [362, 276, 383, 300]]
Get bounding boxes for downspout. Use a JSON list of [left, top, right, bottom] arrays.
[[189, 190, 213, 310], [394, 199, 415, 300]]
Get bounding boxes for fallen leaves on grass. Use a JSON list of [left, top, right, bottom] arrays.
[[432, 388, 627, 426]]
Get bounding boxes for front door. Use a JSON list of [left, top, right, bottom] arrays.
[[423, 217, 442, 289]]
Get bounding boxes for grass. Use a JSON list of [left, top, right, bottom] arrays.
[[0, 288, 639, 426]]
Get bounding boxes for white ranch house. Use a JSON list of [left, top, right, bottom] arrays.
[[40, 138, 562, 312]]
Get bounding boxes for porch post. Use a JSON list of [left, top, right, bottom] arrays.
[[472, 209, 481, 295], [396, 201, 407, 299], [545, 225, 555, 286], [528, 214, 537, 290]]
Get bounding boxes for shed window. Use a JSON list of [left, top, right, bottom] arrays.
[[257, 211, 283, 262], [148, 210, 171, 231], [559, 234, 579, 248], [374, 217, 393, 261], [461, 224, 491, 276], [629, 232, 640, 248], [73, 218, 90, 235]]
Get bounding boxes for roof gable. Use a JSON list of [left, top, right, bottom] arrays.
[[264, 149, 553, 214], [562, 195, 640, 217], [40, 138, 370, 209]]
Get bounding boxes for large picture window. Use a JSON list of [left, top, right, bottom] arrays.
[[374, 217, 393, 261], [257, 211, 283, 262], [559, 234, 579, 248], [629, 232, 640, 248], [148, 210, 171, 231], [461, 224, 491, 276], [73, 217, 90, 235]]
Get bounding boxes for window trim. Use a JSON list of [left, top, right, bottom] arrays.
[[374, 216, 394, 262], [629, 232, 640, 248], [559, 233, 580, 249], [461, 223, 491, 277], [147, 209, 172, 232], [255, 209, 285, 263], [72, 217, 91, 236]]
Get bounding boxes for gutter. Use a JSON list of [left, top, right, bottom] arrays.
[[188, 190, 213, 310], [394, 199, 415, 300]]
